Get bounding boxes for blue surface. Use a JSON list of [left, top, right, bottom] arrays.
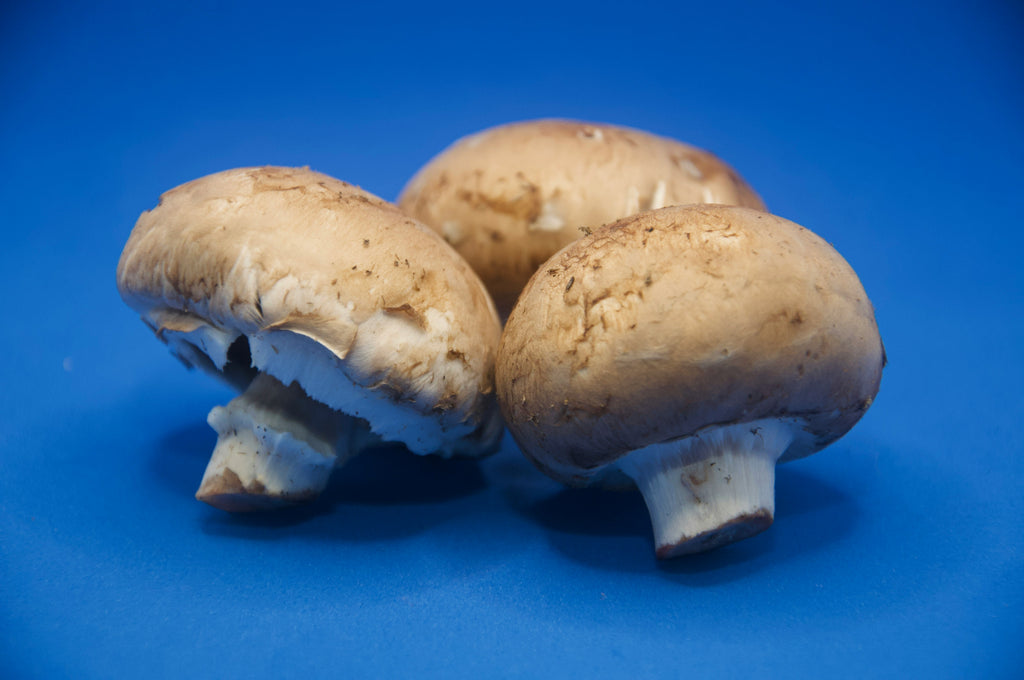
[[2, 1, 1021, 677]]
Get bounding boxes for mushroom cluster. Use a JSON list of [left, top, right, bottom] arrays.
[[119, 120, 882, 558], [118, 166, 502, 511]]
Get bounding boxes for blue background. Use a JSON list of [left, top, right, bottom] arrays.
[[2, 1, 1021, 677]]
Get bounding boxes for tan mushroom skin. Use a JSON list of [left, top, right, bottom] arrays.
[[497, 205, 884, 557], [399, 119, 766, 314], [118, 166, 502, 511]]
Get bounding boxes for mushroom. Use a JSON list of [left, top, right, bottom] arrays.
[[117, 166, 503, 511], [398, 119, 766, 315], [496, 205, 884, 557]]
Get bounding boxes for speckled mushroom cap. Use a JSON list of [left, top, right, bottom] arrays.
[[117, 166, 502, 456], [497, 204, 884, 483], [398, 119, 766, 314]]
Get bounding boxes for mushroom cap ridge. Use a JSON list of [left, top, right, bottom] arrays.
[[118, 166, 501, 448], [496, 205, 884, 482], [399, 119, 766, 314]]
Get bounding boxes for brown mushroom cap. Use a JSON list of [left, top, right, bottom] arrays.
[[118, 166, 502, 456], [399, 119, 766, 314], [497, 205, 884, 484]]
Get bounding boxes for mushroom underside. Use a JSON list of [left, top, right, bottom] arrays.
[[158, 324, 488, 511]]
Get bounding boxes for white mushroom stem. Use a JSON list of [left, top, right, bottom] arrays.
[[196, 372, 375, 512], [616, 418, 797, 558]]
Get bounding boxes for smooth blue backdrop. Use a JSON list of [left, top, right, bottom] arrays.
[[1, 1, 1021, 678]]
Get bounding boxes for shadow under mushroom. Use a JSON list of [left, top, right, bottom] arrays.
[[150, 421, 488, 541], [517, 461, 859, 580]]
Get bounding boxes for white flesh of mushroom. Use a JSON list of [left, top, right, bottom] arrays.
[[649, 180, 668, 211], [529, 201, 566, 232], [154, 311, 483, 510], [606, 418, 806, 557], [198, 372, 374, 510], [250, 320, 478, 454], [441, 220, 464, 245], [624, 186, 641, 215], [677, 157, 704, 180]]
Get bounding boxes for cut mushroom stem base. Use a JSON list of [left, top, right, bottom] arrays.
[[196, 372, 372, 512], [616, 418, 796, 558]]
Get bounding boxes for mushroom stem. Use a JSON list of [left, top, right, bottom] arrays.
[[616, 419, 795, 558], [196, 372, 373, 511]]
